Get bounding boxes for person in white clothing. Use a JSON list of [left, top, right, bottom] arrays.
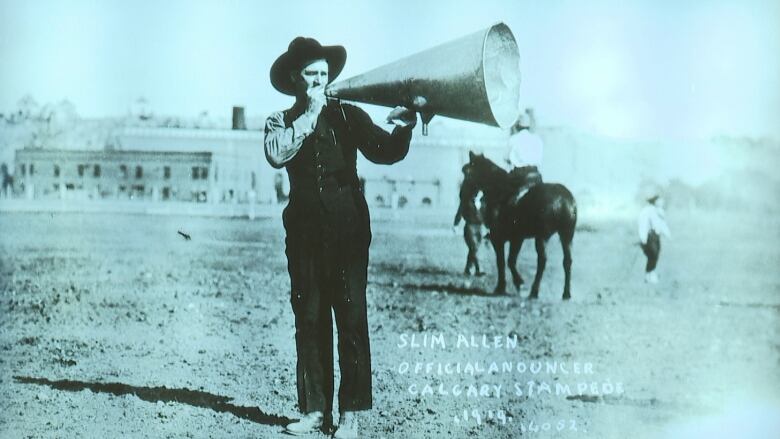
[[507, 108, 543, 200], [637, 194, 672, 283]]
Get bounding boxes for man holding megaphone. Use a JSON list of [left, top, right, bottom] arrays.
[[264, 36, 417, 438]]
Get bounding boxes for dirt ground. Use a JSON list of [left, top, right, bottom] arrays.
[[1, 209, 778, 438]]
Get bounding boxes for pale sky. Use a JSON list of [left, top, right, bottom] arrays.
[[1, 0, 778, 140]]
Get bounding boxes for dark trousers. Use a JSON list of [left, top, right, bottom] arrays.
[[641, 231, 660, 272], [509, 166, 542, 187], [283, 195, 373, 416]]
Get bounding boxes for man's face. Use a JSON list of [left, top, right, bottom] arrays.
[[292, 59, 329, 97]]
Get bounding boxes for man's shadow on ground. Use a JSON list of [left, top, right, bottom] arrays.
[[13, 376, 293, 427]]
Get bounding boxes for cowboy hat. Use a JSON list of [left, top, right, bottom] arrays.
[[510, 108, 534, 134], [270, 37, 346, 96]]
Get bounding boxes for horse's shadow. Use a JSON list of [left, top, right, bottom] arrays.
[[378, 281, 507, 297], [13, 375, 293, 427]]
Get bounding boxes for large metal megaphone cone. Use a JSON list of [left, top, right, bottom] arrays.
[[326, 22, 521, 135]]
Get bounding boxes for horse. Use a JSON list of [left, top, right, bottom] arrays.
[[462, 151, 577, 299]]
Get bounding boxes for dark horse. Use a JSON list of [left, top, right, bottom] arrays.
[[462, 152, 577, 299]]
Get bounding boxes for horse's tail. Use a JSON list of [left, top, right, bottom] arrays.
[[554, 184, 577, 244]]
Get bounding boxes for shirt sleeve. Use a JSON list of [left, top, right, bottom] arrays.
[[652, 209, 672, 238], [264, 111, 317, 168], [508, 135, 523, 168], [637, 207, 650, 244], [343, 104, 413, 165]]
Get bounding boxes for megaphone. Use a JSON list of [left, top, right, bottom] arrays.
[[325, 22, 521, 135]]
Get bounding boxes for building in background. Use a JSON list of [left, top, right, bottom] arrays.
[[12, 107, 266, 204], [9, 108, 509, 208], [14, 149, 212, 201]]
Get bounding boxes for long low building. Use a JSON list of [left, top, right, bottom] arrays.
[[14, 149, 223, 202], [10, 110, 512, 208]]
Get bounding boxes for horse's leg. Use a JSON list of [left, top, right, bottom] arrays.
[[561, 230, 573, 300], [462, 226, 473, 275], [474, 246, 483, 276], [465, 244, 477, 276], [474, 227, 484, 276], [463, 245, 471, 275], [529, 236, 547, 299], [469, 227, 482, 276], [464, 225, 479, 275], [508, 237, 524, 291], [491, 237, 507, 294]]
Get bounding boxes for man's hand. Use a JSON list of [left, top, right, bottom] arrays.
[[305, 85, 327, 117], [386, 106, 417, 128]]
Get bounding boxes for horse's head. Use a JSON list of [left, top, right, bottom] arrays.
[[463, 151, 505, 190]]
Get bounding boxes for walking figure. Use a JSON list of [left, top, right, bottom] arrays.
[[453, 179, 485, 276], [638, 194, 672, 284]]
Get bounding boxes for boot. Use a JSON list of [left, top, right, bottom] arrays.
[[284, 411, 323, 436], [649, 271, 659, 284], [645, 271, 658, 284], [333, 411, 359, 439]]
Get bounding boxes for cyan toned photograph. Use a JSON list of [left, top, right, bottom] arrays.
[[1, 1, 778, 438]]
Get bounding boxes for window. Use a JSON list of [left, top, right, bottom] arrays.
[[78, 164, 85, 177], [135, 166, 143, 179], [163, 166, 171, 179], [191, 166, 208, 180], [162, 187, 170, 200], [54, 165, 60, 177], [30, 164, 35, 175], [94, 165, 101, 177], [421, 197, 432, 206], [20, 164, 26, 176]]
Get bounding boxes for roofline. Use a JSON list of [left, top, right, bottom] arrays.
[[119, 126, 264, 140], [15, 149, 213, 158]]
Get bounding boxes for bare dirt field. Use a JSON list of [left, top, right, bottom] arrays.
[[1, 209, 779, 438]]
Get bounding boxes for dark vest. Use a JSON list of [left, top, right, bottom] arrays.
[[283, 103, 363, 219]]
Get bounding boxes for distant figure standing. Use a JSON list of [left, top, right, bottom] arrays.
[[638, 195, 672, 283], [507, 108, 543, 200], [453, 179, 485, 276], [0, 163, 12, 198], [273, 172, 289, 204]]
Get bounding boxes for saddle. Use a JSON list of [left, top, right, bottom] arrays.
[[508, 166, 543, 205]]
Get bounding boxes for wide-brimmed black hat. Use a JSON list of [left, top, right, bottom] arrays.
[[270, 37, 346, 96]]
